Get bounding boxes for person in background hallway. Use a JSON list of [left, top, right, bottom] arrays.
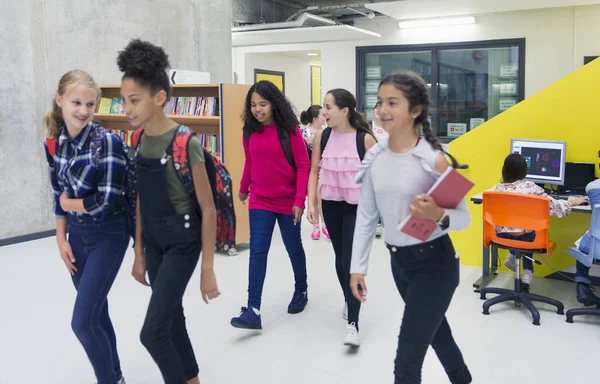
[[118, 39, 220, 384], [350, 71, 472, 384], [493, 153, 588, 291], [307, 88, 376, 347], [300, 104, 329, 240], [44, 70, 129, 384], [231, 80, 310, 330]]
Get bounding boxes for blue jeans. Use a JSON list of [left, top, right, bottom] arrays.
[[248, 209, 308, 310], [68, 214, 129, 384], [497, 231, 535, 271]]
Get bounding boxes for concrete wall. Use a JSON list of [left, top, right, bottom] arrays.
[[0, 0, 232, 240]]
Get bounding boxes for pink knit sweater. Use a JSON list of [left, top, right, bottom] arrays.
[[239, 123, 310, 215]]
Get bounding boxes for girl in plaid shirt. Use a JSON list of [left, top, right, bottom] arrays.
[[44, 70, 130, 384]]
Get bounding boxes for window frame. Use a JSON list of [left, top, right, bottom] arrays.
[[356, 38, 526, 141]]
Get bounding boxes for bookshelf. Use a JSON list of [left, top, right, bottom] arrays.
[[96, 83, 251, 254]]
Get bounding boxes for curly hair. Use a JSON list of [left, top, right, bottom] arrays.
[[242, 80, 299, 138], [379, 71, 460, 168], [116, 39, 171, 100]]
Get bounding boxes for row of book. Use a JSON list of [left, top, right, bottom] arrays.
[[110, 130, 220, 157], [165, 97, 219, 117], [97, 97, 219, 117]]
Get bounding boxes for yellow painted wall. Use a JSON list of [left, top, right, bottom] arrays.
[[449, 59, 600, 277], [311, 65, 322, 105]]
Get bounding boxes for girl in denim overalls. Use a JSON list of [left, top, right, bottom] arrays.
[[117, 39, 220, 384]]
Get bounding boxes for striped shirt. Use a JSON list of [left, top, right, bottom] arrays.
[[44, 122, 127, 220]]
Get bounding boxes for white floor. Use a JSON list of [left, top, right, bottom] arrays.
[[1, 220, 599, 384]]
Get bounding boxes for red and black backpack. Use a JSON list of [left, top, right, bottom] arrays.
[[132, 125, 237, 255]]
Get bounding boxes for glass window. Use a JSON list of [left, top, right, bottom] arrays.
[[357, 40, 524, 142]]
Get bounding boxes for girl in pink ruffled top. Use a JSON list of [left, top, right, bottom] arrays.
[[307, 89, 376, 347]]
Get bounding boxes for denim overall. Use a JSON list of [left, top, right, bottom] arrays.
[[136, 145, 202, 384]]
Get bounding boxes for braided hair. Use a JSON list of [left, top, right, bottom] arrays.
[[379, 72, 459, 168]]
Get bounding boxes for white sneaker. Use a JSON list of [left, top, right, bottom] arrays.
[[522, 269, 533, 286], [375, 224, 383, 238], [344, 322, 360, 347], [343, 303, 348, 320]]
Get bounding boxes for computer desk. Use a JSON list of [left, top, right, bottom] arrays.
[[470, 191, 591, 292]]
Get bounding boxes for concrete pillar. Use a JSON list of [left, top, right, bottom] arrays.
[[0, 0, 233, 240]]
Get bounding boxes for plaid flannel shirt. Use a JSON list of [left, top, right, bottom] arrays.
[[44, 122, 127, 220]]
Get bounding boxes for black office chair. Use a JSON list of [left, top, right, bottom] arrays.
[[566, 203, 600, 323]]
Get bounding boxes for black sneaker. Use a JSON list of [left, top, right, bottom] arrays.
[[288, 291, 308, 314], [576, 283, 600, 306]]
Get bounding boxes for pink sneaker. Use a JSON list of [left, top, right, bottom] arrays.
[[322, 226, 330, 240], [311, 226, 321, 240]]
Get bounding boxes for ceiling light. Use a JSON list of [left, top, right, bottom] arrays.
[[398, 16, 476, 29], [307, 52, 318, 56]]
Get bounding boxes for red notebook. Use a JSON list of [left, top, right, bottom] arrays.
[[397, 166, 474, 241]]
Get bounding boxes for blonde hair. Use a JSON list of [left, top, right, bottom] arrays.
[[43, 70, 101, 138]]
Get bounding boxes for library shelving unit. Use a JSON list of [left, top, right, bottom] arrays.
[[96, 83, 251, 254]]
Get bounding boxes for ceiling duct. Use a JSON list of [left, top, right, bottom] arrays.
[[231, 12, 336, 32]]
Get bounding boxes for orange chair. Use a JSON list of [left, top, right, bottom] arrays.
[[479, 191, 564, 325]]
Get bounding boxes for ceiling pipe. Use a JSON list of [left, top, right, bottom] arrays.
[[269, 0, 307, 9]]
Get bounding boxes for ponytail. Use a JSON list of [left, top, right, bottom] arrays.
[[417, 112, 459, 168], [349, 109, 377, 141], [300, 110, 309, 126], [43, 102, 63, 139], [44, 69, 101, 139]]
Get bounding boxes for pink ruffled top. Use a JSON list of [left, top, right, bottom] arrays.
[[319, 129, 362, 205]]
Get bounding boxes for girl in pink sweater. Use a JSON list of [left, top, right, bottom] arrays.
[[231, 80, 310, 330]]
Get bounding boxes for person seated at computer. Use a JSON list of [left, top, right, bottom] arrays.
[[493, 154, 589, 291], [571, 178, 600, 306]]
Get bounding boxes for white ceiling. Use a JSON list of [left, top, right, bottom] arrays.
[[232, 25, 381, 47], [366, 0, 600, 20]]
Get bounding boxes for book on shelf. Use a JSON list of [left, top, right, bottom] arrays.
[[107, 130, 220, 158], [96, 96, 219, 117], [396, 166, 474, 242]]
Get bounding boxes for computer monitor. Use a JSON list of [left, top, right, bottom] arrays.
[[510, 138, 567, 186], [563, 162, 596, 192]]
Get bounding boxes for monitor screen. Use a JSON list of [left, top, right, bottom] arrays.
[[510, 138, 567, 185], [564, 162, 596, 191]]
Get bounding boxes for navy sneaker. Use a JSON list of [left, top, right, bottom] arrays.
[[288, 291, 308, 314], [576, 283, 600, 306], [230, 307, 262, 330]]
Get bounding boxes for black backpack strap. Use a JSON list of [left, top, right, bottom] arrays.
[[356, 130, 367, 161], [279, 130, 295, 168], [320, 127, 332, 158], [243, 129, 250, 145]]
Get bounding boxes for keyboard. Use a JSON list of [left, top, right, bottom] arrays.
[[554, 194, 584, 201]]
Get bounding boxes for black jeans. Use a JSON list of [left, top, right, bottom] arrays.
[[140, 213, 202, 384], [321, 200, 361, 327], [388, 235, 471, 384]]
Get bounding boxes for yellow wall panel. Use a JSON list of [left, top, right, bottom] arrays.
[[448, 59, 600, 276]]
